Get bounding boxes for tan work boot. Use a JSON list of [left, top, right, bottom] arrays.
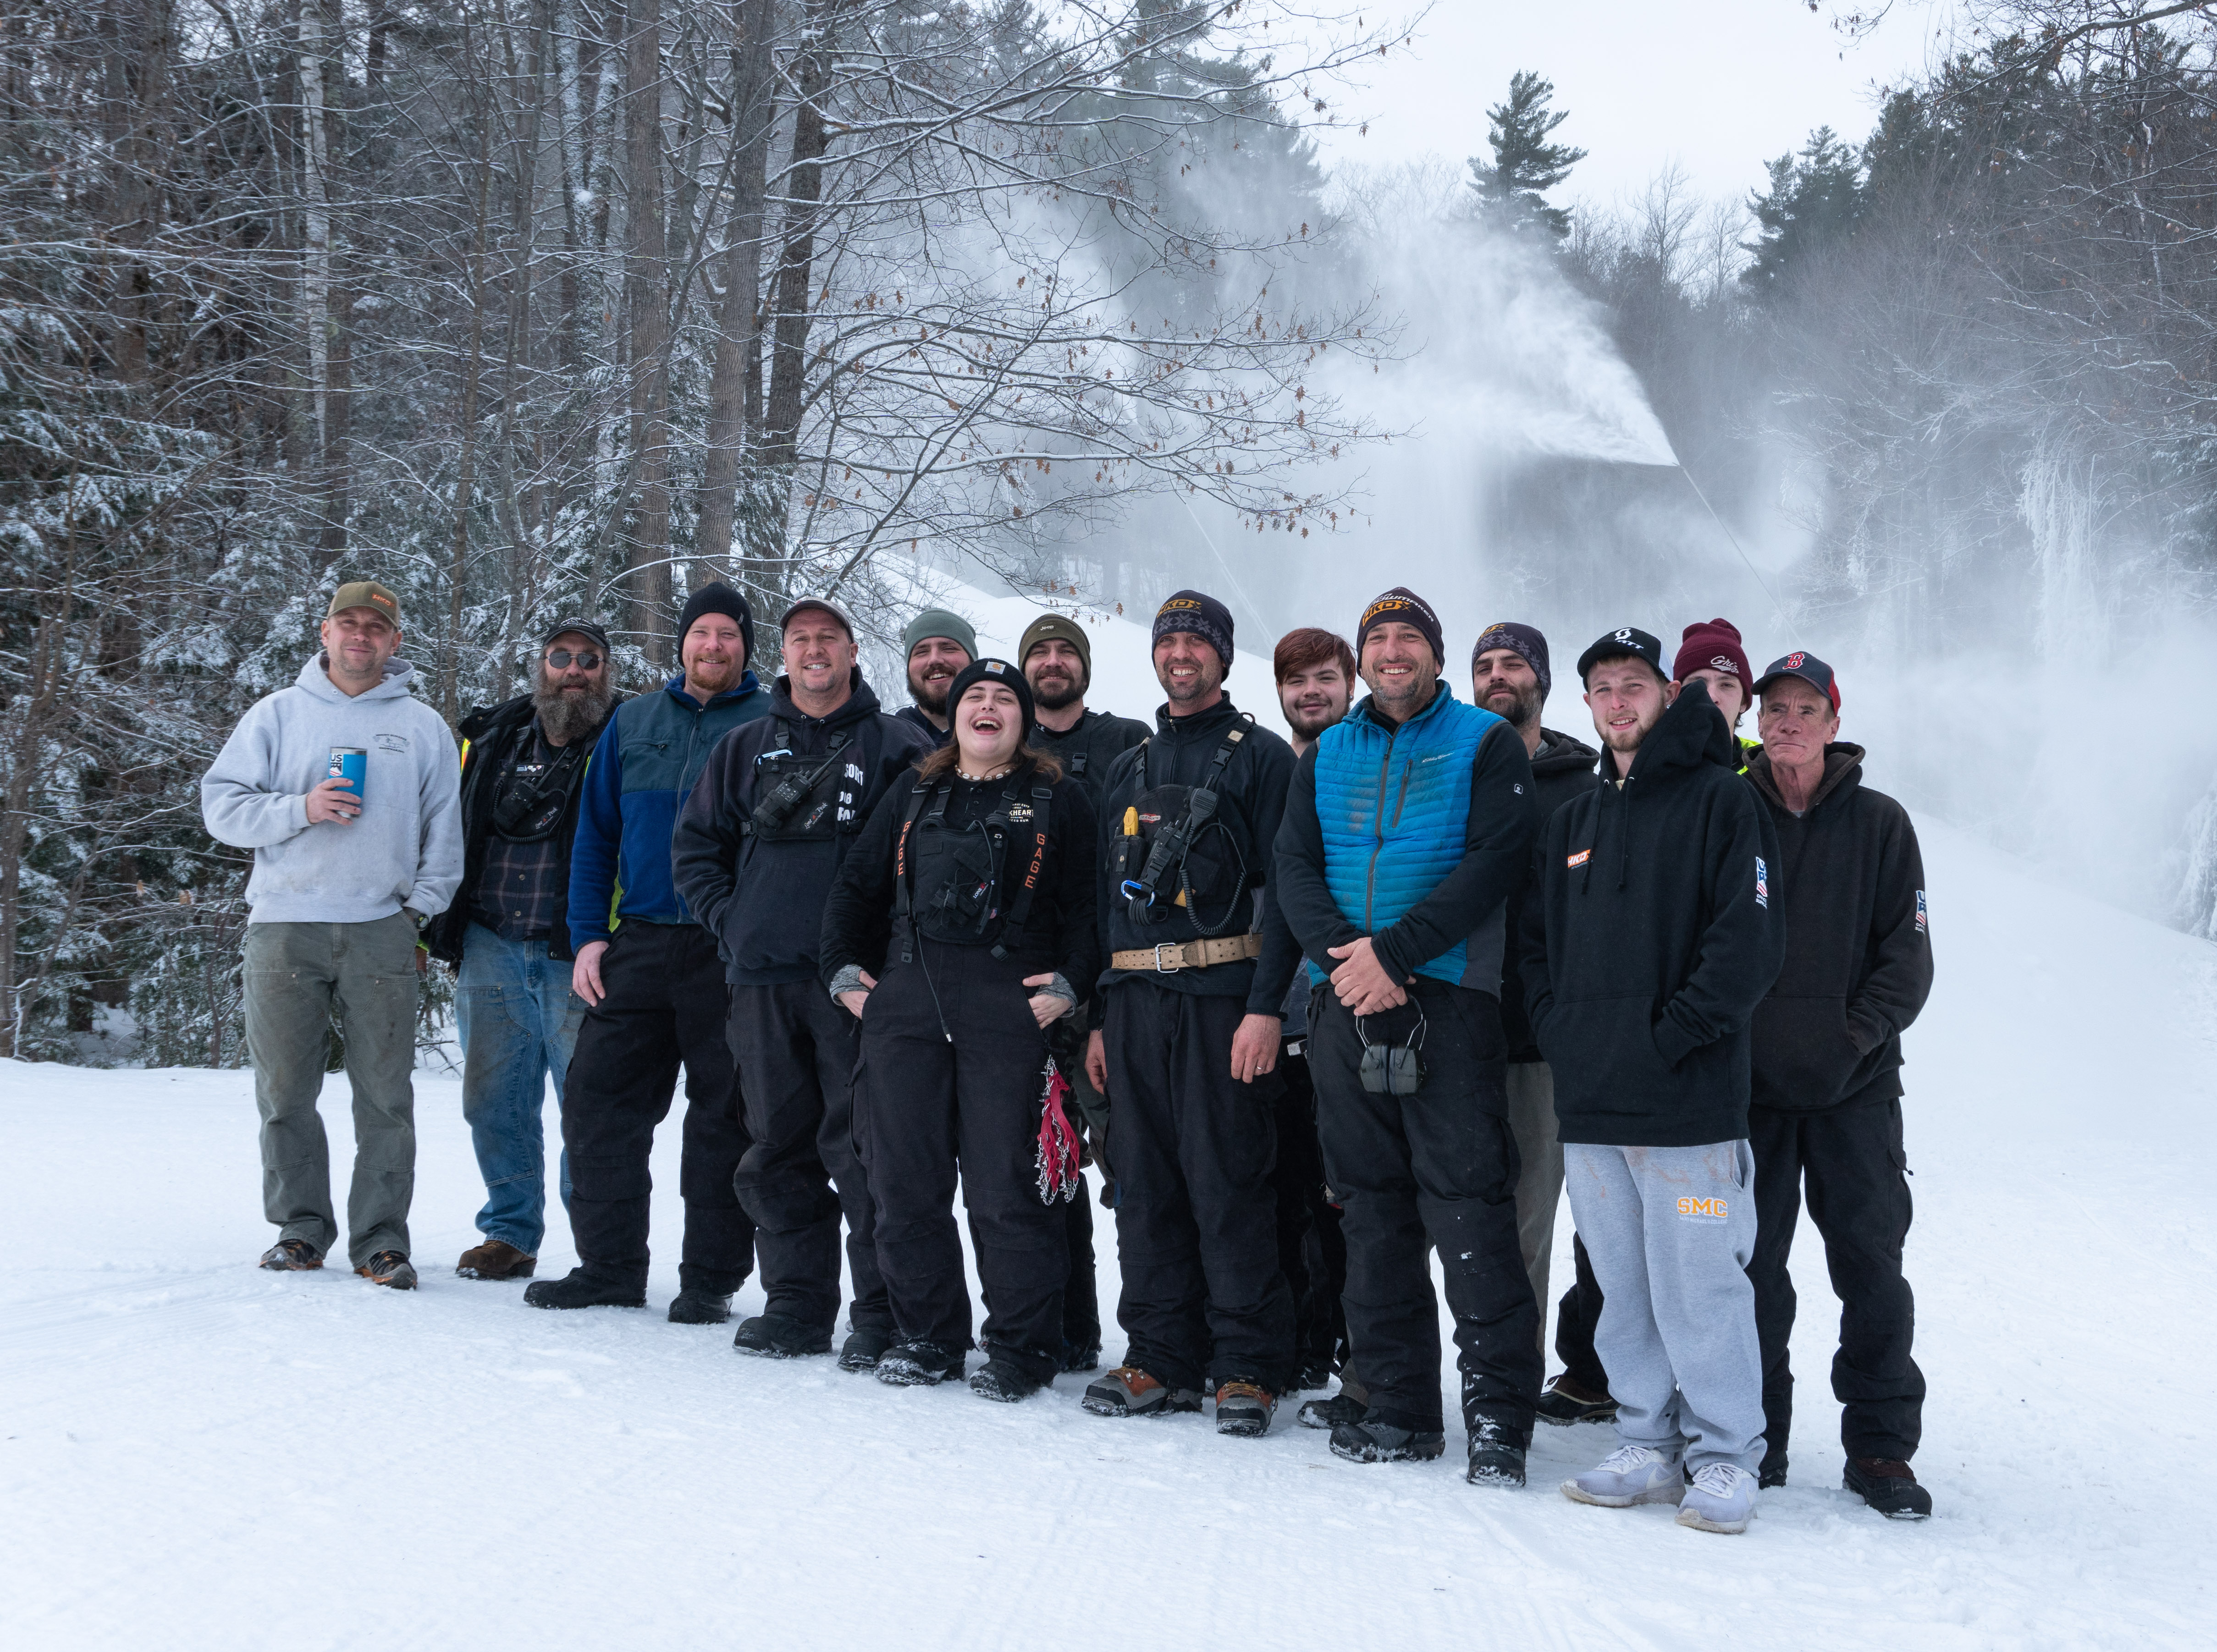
[[457, 1238, 537, 1280]]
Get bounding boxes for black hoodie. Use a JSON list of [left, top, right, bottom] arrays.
[[1743, 743, 1932, 1111], [1499, 725, 1604, 1062], [672, 672, 932, 984], [1517, 681, 1785, 1147]]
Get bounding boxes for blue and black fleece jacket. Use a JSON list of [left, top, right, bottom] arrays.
[[567, 672, 767, 951]]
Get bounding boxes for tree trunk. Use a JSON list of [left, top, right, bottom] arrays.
[[623, 0, 673, 661], [693, 0, 777, 583]]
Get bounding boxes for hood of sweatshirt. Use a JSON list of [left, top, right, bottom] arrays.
[[1532, 725, 1599, 776], [766, 669, 885, 729], [1621, 677, 1737, 784], [1743, 743, 1866, 815], [295, 651, 421, 704]]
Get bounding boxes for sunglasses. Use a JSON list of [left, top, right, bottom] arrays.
[[546, 649, 604, 671]]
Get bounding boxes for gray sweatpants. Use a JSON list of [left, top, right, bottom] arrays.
[[1504, 1061, 1564, 1358], [243, 914, 421, 1267], [1563, 1140, 1765, 1474]]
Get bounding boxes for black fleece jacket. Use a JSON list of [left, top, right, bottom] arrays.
[[819, 762, 1098, 992], [426, 691, 615, 966], [1743, 743, 1932, 1111], [1029, 706, 1151, 814], [1518, 681, 1786, 1147], [671, 673, 932, 985], [1500, 726, 1603, 1062], [1093, 695, 1301, 1018]]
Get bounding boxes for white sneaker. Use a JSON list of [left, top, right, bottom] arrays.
[[1561, 1444, 1686, 1508], [1676, 1460, 1758, 1533]]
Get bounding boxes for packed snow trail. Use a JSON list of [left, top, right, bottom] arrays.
[[3, 822, 2214, 1651]]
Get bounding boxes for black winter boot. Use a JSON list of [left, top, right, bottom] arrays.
[[1297, 1390, 1367, 1431], [1758, 1447, 1789, 1489], [969, 1356, 1046, 1403], [876, 1341, 968, 1387], [1464, 1416, 1528, 1488], [667, 1289, 733, 1325], [732, 1314, 832, 1358], [523, 1268, 646, 1310], [1533, 1373, 1617, 1427], [1844, 1457, 1932, 1520], [1329, 1419, 1446, 1463], [839, 1327, 896, 1372]]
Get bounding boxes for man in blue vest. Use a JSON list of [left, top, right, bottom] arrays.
[[524, 584, 769, 1320], [1274, 587, 1542, 1486]]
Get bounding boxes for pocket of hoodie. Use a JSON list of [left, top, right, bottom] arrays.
[[1543, 995, 1671, 1101], [1752, 995, 1861, 1107]]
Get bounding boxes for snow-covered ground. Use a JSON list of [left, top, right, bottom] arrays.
[[5, 821, 2215, 1651]]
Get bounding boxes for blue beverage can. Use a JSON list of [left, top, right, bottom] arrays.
[[327, 746, 368, 804]]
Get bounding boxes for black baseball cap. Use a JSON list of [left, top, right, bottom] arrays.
[[1575, 626, 1666, 684], [1754, 650, 1841, 711], [542, 616, 612, 652]]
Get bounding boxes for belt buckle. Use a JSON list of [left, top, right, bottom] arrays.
[[1152, 942, 1184, 973]]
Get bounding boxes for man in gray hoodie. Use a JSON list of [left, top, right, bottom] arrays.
[[202, 581, 464, 1289]]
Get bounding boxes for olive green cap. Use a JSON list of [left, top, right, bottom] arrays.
[[328, 580, 401, 626]]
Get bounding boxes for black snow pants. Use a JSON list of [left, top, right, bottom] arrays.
[[1103, 982, 1294, 1395], [1311, 978, 1540, 1438], [1270, 1044, 1344, 1379], [728, 978, 891, 1338], [858, 947, 1068, 1383], [562, 920, 754, 1294], [1555, 1235, 1610, 1397], [1748, 1092, 1925, 1474]]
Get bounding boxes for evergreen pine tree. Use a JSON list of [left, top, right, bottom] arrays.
[[1468, 71, 1587, 238], [1741, 127, 1865, 297]]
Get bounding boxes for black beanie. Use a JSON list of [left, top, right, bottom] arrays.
[[677, 581, 754, 663], [1152, 589, 1235, 674], [1356, 586, 1446, 668], [947, 656, 1035, 738]]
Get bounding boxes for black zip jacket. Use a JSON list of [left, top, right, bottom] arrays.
[[893, 704, 949, 749], [1273, 692, 1538, 993], [1518, 682, 1786, 1147], [1092, 696, 1301, 1017], [1029, 706, 1151, 814], [672, 673, 932, 985], [426, 691, 615, 965], [1500, 727, 1604, 1062], [1743, 743, 1932, 1111], [819, 763, 1099, 992]]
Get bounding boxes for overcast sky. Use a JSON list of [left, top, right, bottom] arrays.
[[1302, 1, 1952, 212]]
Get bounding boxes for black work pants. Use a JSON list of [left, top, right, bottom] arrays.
[[1311, 979, 1540, 1437], [1103, 983, 1294, 1394], [1270, 1046, 1342, 1376], [728, 979, 889, 1338], [858, 947, 1067, 1382], [1749, 1094, 1925, 1470], [562, 921, 753, 1294], [1555, 1234, 1610, 1396]]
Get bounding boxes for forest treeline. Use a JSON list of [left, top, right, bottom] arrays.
[[8, 0, 2217, 1064]]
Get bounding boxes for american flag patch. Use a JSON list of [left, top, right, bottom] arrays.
[[1916, 890, 1928, 933], [1755, 857, 1769, 909]]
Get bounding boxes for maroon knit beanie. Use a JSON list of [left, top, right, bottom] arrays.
[[1673, 617, 1752, 703]]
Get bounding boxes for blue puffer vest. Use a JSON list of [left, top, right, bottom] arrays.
[[1311, 684, 1506, 990]]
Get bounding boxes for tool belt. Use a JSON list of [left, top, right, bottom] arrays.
[[1110, 933, 1263, 974]]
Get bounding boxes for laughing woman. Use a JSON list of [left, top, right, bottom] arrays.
[[819, 658, 1100, 1401]]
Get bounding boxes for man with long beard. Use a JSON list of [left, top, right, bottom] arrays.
[[524, 584, 768, 1322], [429, 619, 621, 1282]]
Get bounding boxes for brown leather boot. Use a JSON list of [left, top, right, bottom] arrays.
[[457, 1238, 537, 1280]]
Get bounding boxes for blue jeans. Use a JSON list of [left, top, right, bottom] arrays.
[[457, 923, 584, 1254]]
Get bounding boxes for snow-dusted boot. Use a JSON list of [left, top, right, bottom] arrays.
[[1561, 1444, 1686, 1507], [1676, 1462, 1758, 1534], [259, 1238, 324, 1271], [839, 1327, 896, 1372], [1844, 1457, 1932, 1520], [968, 1356, 1046, 1403], [1328, 1419, 1446, 1463], [731, 1314, 832, 1358], [1081, 1366, 1203, 1418], [875, 1341, 966, 1386], [1464, 1416, 1528, 1487], [666, 1289, 731, 1325], [1298, 1390, 1366, 1431], [1213, 1381, 1276, 1438]]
